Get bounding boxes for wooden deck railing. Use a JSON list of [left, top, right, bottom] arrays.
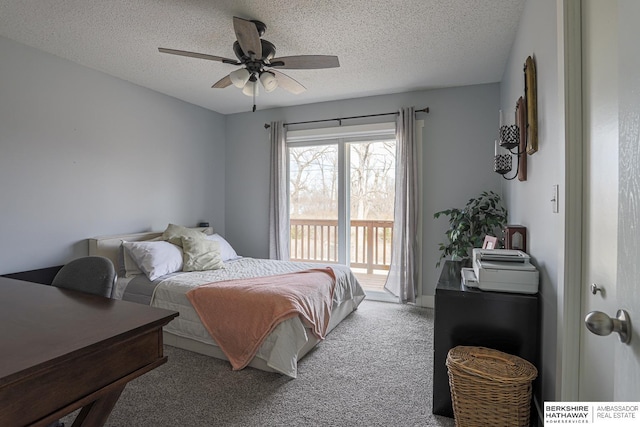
[[290, 219, 393, 273]]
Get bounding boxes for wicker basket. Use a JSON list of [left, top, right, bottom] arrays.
[[446, 346, 538, 427]]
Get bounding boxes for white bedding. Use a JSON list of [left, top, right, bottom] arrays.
[[150, 257, 365, 377], [88, 228, 366, 378]]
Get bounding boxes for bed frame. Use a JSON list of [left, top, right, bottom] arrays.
[[87, 228, 359, 375]]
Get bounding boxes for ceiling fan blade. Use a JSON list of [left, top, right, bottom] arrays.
[[233, 17, 262, 59], [270, 55, 339, 69], [212, 75, 232, 88], [271, 70, 306, 94], [158, 48, 239, 65]]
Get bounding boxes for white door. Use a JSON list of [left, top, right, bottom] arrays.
[[579, 0, 640, 400], [614, 0, 640, 398]]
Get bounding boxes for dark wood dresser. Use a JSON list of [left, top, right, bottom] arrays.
[[432, 261, 539, 418]]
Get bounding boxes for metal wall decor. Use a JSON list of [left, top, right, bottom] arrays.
[[494, 152, 513, 175], [499, 124, 520, 149], [493, 55, 537, 180], [494, 108, 525, 180]]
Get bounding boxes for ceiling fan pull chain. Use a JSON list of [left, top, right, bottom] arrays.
[[252, 90, 257, 112]]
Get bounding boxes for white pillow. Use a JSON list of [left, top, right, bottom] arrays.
[[123, 241, 183, 281], [205, 233, 239, 261], [120, 241, 142, 277], [120, 236, 163, 277]]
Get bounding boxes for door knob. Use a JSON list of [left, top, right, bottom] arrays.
[[584, 309, 631, 344]]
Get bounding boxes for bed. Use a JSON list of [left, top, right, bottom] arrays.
[[88, 225, 366, 378]]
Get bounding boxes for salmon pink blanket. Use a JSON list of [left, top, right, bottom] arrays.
[[186, 267, 336, 371]]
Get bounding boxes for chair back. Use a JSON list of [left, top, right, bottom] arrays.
[[52, 256, 116, 298]]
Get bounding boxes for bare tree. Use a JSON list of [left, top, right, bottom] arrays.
[[289, 140, 396, 265], [289, 140, 395, 220], [289, 145, 337, 218], [350, 141, 395, 220]]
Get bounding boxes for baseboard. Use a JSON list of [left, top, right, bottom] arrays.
[[366, 293, 434, 307], [417, 294, 434, 308]]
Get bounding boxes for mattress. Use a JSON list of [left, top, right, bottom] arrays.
[[120, 257, 365, 377]]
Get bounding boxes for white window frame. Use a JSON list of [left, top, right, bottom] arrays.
[[287, 123, 397, 265]]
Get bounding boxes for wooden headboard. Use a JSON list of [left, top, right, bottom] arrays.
[[88, 227, 213, 269]]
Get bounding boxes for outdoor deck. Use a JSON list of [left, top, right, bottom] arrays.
[[288, 218, 392, 294], [353, 270, 388, 291]]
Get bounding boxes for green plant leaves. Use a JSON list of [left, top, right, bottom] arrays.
[[433, 191, 508, 267]]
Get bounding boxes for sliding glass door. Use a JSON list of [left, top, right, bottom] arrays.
[[288, 135, 396, 295], [289, 144, 340, 264], [348, 140, 395, 293]]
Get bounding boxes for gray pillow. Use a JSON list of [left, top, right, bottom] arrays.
[[162, 223, 205, 247], [181, 236, 224, 272]]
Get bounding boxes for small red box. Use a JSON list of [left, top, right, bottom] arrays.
[[504, 225, 527, 252]]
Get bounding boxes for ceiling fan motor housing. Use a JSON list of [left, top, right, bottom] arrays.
[[232, 40, 276, 63], [251, 20, 267, 37]]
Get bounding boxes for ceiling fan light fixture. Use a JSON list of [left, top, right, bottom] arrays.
[[242, 77, 259, 97], [229, 68, 250, 88], [260, 71, 278, 92]]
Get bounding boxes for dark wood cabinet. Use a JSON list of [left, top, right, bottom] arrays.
[[432, 261, 539, 418], [2, 265, 62, 284]]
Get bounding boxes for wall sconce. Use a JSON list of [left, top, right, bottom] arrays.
[[494, 55, 537, 181], [493, 109, 526, 180], [494, 139, 513, 175]]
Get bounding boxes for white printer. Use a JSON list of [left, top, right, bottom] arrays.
[[461, 248, 539, 294]]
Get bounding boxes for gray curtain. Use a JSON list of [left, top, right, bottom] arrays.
[[268, 121, 289, 260], [384, 107, 418, 303]]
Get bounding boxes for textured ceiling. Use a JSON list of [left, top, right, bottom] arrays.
[[0, 0, 526, 114]]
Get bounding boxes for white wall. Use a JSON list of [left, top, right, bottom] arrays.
[[0, 36, 227, 274], [500, 0, 565, 403], [224, 84, 503, 298]]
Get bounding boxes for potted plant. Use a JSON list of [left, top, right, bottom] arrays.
[[433, 191, 508, 267]]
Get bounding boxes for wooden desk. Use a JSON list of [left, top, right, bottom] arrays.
[[0, 277, 178, 427], [432, 261, 539, 418]]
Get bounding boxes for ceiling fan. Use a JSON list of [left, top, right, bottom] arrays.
[[159, 16, 340, 111]]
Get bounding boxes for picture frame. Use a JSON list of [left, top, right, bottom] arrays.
[[504, 225, 527, 252], [516, 96, 527, 181], [524, 55, 538, 154], [482, 235, 498, 250]]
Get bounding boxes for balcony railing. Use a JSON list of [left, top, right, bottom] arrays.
[[290, 218, 393, 273]]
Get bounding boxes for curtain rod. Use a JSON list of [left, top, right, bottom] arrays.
[[263, 107, 429, 129]]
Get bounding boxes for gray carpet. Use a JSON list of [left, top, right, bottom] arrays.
[[63, 300, 455, 426]]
